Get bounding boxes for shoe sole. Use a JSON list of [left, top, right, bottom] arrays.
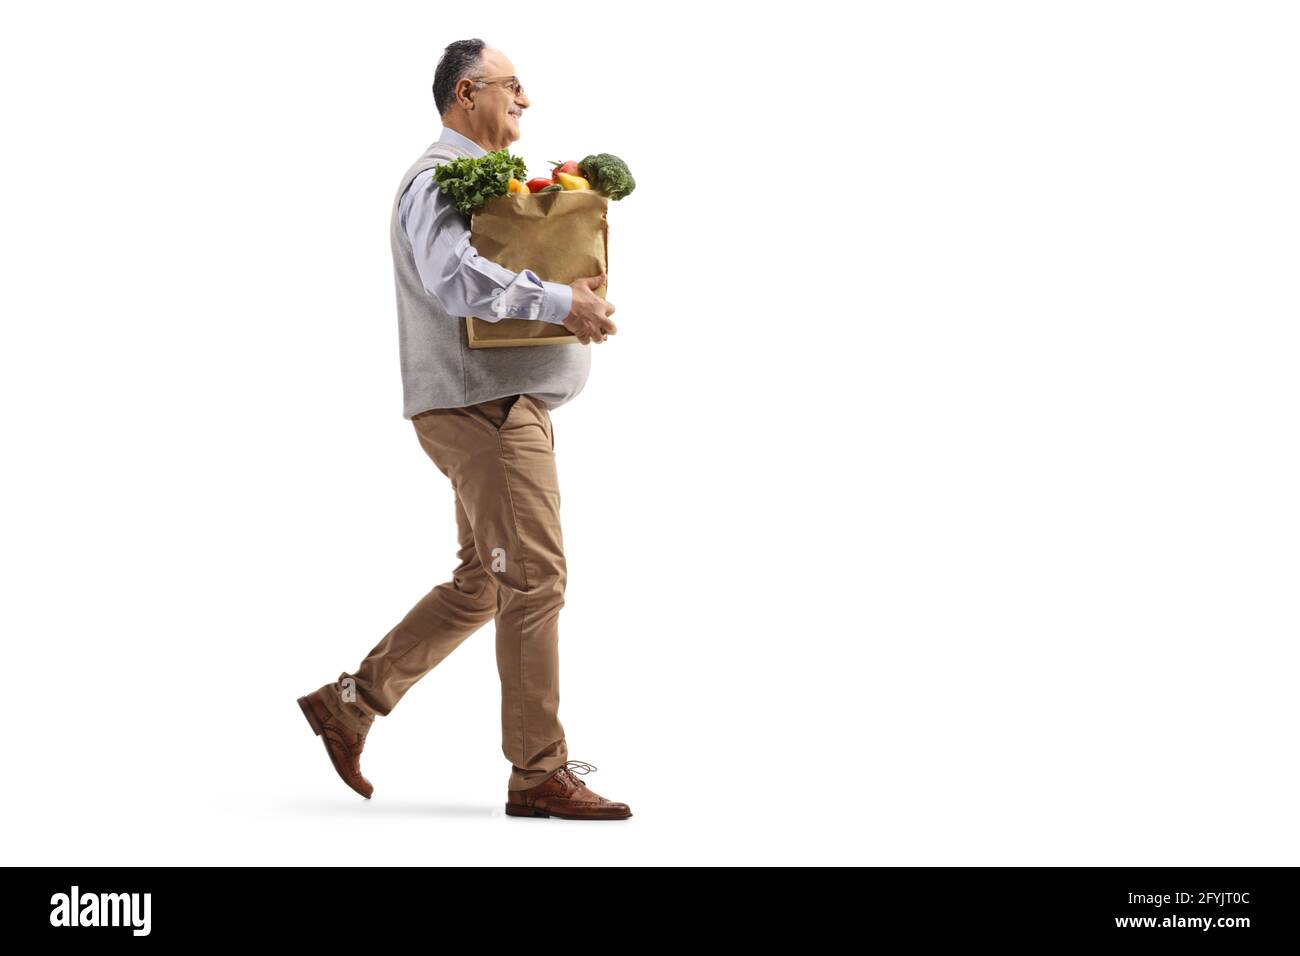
[[505, 803, 632, 820], [298, 694, 372, 800]]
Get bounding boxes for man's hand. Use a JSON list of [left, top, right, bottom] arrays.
[[563, 273, 618, 344]]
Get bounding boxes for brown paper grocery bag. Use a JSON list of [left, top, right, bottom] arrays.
[[463, 190, 609, 348]]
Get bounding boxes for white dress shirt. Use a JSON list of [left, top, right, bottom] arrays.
[[397, 126, 573, 325]]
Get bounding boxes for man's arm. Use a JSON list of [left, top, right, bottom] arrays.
[[399, 168, 573, 324]]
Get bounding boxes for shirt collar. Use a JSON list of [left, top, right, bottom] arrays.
[[438, 126, 488, 157]]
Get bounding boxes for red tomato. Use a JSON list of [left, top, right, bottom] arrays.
[[552, 160, 580, 178], [526, 178, 554, 194]]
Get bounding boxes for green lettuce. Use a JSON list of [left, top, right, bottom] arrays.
[[431, 149, 529, 216]]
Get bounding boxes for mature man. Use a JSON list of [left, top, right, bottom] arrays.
[[297, 39, 629, 820]]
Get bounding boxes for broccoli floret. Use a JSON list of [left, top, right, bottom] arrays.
[[578, 153, 636, 200]]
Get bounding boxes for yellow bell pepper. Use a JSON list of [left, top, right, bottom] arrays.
[[507, 178, 529, 194], [554, 171, 591, 191]]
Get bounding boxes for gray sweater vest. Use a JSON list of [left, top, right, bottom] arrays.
[[389, 139, 591, 418]]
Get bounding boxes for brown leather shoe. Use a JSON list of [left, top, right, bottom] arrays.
[[297, 690, 374, 799], [505, 760, 632, 820]]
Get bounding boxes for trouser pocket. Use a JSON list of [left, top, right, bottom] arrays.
[[463, 394, 521, 432]]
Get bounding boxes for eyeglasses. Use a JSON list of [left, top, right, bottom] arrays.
[[471, 74, 525, 97]]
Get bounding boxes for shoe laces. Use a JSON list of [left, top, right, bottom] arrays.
[[558, 760, 597, 787]]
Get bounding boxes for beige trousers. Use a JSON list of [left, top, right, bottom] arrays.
[[316, 393, 568, 791]]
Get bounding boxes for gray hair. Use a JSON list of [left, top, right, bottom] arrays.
[[433, 38, 487, 117]]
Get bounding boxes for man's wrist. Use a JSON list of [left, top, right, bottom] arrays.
[[539, 281, 573, 325]]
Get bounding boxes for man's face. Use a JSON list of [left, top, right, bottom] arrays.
[[463, 48, 529, 151]]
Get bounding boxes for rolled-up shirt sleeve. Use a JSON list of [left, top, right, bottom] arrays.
[[399, 169, 572, 325]]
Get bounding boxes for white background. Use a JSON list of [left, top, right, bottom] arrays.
[[2, 1, 1297, 865]]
